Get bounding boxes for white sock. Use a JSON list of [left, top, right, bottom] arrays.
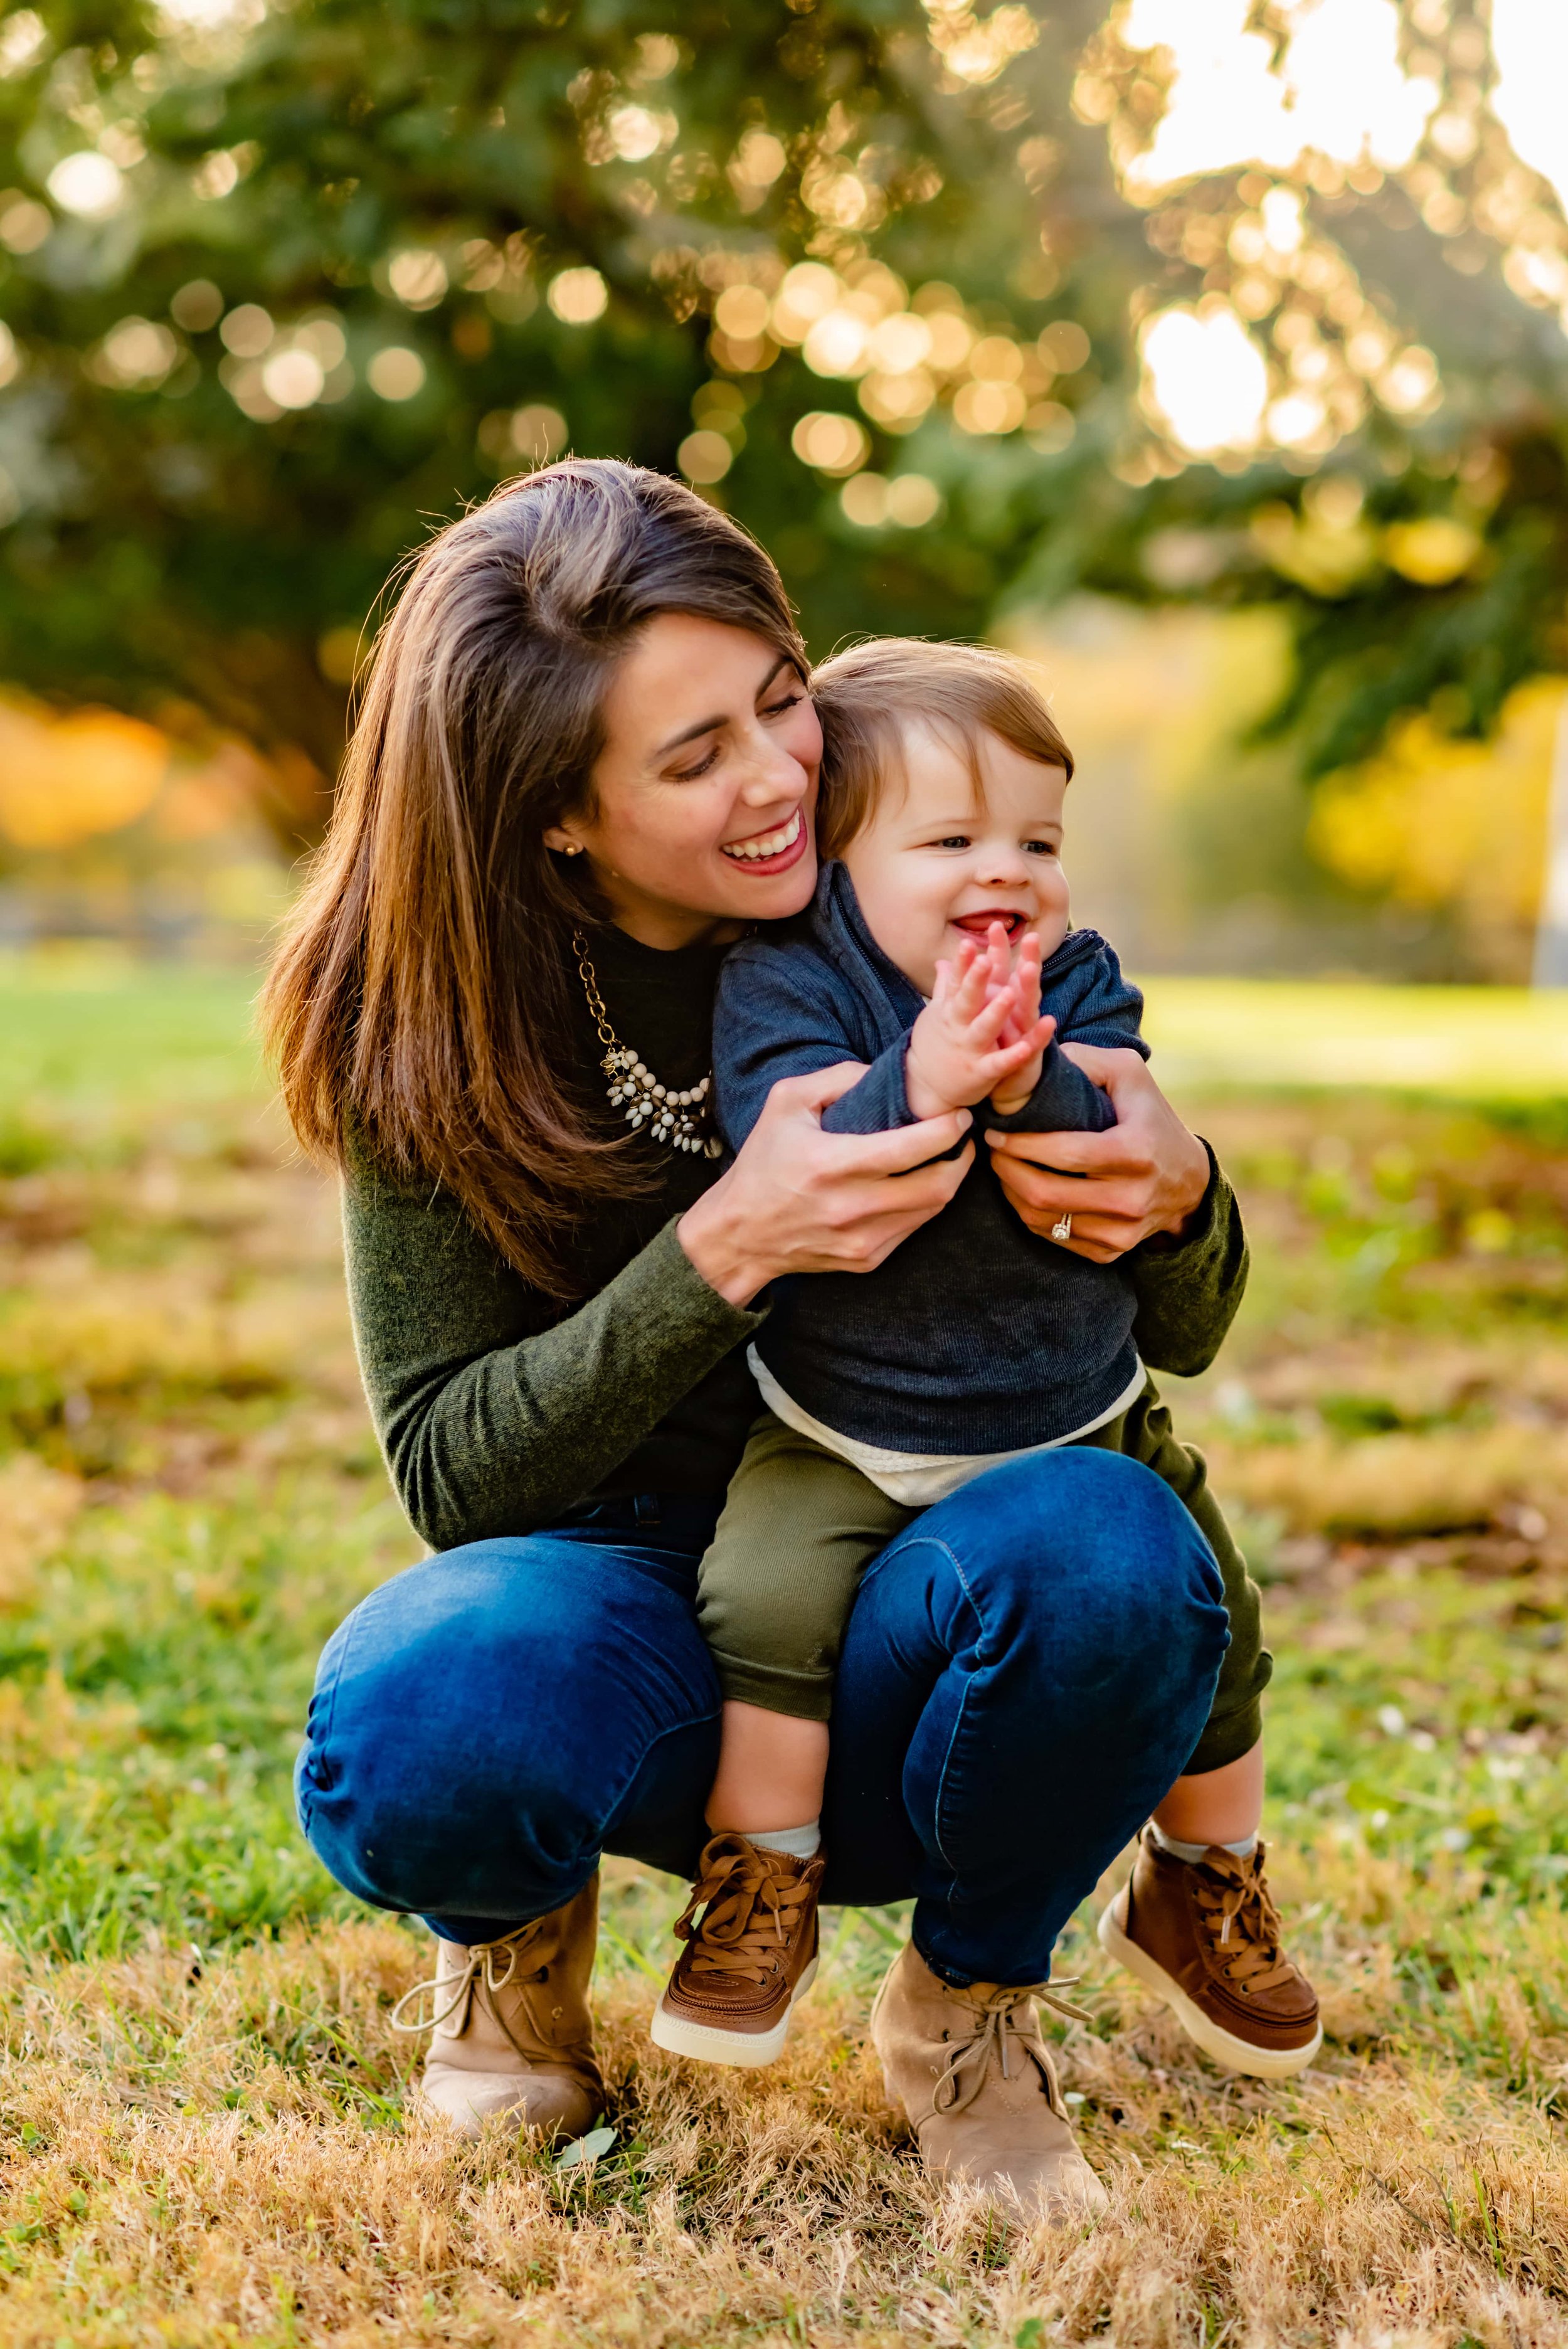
[[1150, 1820, 1258, 1865], [748, 1820, 822, 1861]]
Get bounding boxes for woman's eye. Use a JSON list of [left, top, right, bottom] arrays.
[[671, 745, 721, 782], [762, 691, 804, 719]]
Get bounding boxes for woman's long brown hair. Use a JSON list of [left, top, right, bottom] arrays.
[[262, 460, 805, 1297]]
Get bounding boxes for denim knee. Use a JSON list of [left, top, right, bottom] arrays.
[[882, 1446, 1229, 1694], [296, 1534, 721, 1926]]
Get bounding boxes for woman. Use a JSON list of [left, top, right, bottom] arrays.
[[266, 460, 1250, 2222]]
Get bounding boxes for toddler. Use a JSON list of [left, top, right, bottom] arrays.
[[651, 640, 1320, 2082]]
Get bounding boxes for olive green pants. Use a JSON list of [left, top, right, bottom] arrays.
[[695, 1377, 1269, 1776]]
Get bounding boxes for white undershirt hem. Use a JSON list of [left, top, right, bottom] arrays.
[[746, 1348, 1147, 1508]]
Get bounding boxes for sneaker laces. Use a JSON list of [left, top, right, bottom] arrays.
[[674, 1834, 819, 1988], [1190, 1844, 1298, 1996], [923, 1978, 1093, 2128], [389, 1919, 556, 2060]]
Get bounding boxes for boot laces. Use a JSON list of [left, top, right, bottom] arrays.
[[1190, 1845, 1297, 1995], [389, 1919, 555, 2060], [674, 1835, 817, 1988], [924, 1979, 1092, 2127]]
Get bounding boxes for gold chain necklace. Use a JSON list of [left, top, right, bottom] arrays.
[[573, 930, 721, 1158]]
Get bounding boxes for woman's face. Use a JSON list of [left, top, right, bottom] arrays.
[[546, 614, 822, 949]]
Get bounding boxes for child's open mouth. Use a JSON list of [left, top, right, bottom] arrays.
[[951, 910, 1027, 943]]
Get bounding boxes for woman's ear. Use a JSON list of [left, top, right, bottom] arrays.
[[543, 823, 586, 857]]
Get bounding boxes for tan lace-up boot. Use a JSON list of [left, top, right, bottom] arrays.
[[391, 1877, 605, 2139], [652, 1833, 824, 2067], [869, 1942, 1108, 2223]]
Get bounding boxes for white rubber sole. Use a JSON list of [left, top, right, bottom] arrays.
[[650, 1957, 818, 2068], [1097, 1899, 1322, 2081]]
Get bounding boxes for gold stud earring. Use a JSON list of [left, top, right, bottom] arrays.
[[559, 842, 583, 856]]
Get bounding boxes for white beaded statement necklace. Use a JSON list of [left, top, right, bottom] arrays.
[[573, 930, 723, 1159]]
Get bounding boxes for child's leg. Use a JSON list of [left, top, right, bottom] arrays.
[[1152, 1736, 1263, 1848], [707, 1706, 830, 1845], [654, 1418, 910, 2066], [1088, 1383, 1319, 2079], [1145, 1451, 1264, 1853], [697, 1413, 911, 1847]]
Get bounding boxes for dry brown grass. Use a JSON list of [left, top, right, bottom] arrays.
[[4, 1867, 1568, 2349]]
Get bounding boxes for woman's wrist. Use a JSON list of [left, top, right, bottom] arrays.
[[1158, 1127, 1213, 1241], [676, 1172, 776, 1310]]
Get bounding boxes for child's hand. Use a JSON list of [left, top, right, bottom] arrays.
[[988, 931, 1052, 1116], [904, 930, 1055, 1120]]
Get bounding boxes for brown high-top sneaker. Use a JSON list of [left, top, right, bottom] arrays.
[[651, 1833, 824, 2067], [869, 1941, 1108, 2224], [390, 1877, 605, 2139], [1098, 1832, 1321, 2079]]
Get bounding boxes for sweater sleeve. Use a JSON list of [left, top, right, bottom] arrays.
[[713, 946, 916, 1145], [986, 1039, 1118, 1136], [987, 933, 1149, 1138], [1127, 1144, 1249, 1377], [343, 1157, 767, 1551]]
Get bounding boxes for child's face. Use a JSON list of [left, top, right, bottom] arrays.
[[840, 723, 1071, 998]]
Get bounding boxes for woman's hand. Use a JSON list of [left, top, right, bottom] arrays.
[[679, 1063, 973, 1308], [984, 1042, 1210, 1265]]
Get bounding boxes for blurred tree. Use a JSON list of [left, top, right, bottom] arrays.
[[1, 0, 1567, 845], [0, 0, 1142, 839], [1062, 2, 1568, 785]]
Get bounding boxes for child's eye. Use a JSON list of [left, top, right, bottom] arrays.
[[933, 835, 972, 850], [1025, 839, 1058, 856]]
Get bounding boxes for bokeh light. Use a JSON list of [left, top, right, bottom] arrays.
[[511, 405, 568, 463], [262, 348, 325, 410], [677, 429, 734, 485], [366, 347, 425, 401], [790, 411, 871, 476], [170, 280, 223, 333], [1116, 0, 1438, 194], [89, 318, 179, 390], [46, 152, 124, 217], [388, 251, 448, 310], [547, 268, 608, 325], [1139, 303, 1268, 455], [1491, 1, 1568, 218]]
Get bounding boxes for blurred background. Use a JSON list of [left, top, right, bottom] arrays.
[[2, 0, 1568, 978]]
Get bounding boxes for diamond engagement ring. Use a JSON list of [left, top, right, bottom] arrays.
[[1051, 1212, 1073, 1243]]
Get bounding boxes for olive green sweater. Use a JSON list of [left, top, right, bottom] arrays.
[[343, 921, 1250, 1554]]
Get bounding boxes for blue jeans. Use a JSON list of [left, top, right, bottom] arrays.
[[297, 1448, 1227, 1985]]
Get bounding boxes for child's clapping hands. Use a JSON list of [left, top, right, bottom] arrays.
[[903, 921, 1054, 1121]]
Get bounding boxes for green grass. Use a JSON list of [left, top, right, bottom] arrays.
[[1144, 975, 1568, 1102], [0, 958, 262, 1115], [3, 963, 1568, 1956], [4, 963, 1568, 2343]]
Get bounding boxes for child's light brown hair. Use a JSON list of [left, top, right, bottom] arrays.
[[811, 637, 1074, 860]]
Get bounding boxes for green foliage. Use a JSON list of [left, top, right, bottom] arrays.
[[0, 0, 1141, 834], [3, 1, 1568, 839]]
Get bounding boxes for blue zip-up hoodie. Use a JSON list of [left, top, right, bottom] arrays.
[[712, 859, 1150, 1455]]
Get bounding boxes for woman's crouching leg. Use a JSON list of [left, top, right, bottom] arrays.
[[825, 1445, 1230, 1984], [296, 1531, 722, 1941]]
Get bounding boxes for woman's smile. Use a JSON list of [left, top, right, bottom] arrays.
[[719, 809, 808, 872]]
